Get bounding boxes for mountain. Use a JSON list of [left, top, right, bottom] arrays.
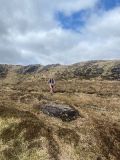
[[0, 60, 120, 160]]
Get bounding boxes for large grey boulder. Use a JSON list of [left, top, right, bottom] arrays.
[[39, 103, 80, 121]]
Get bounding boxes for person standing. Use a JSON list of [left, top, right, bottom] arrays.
[[48, 78, 55, 93]]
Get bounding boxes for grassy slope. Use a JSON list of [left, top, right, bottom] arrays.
[[0, 61, 120, 160]]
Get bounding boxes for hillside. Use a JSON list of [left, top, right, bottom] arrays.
[[0, 60, 120, 160]]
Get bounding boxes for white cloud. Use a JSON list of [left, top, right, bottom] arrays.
[[54, 0, 98, 15], [85, 7, 120, 37], [0, 0, 120, 65]]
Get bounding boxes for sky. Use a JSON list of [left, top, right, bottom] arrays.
[[0, 0, 120, 65]]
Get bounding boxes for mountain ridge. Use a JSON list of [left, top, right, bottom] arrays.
[[0, 60, 120, 80]]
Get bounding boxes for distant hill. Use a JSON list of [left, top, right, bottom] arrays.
[[0, 60, 120, 80]]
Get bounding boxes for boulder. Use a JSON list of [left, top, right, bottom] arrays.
[[39, 103, 79, 121]]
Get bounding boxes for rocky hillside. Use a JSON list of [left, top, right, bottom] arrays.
[[0, 60, 120, 81], [0, 60, 120, 160]]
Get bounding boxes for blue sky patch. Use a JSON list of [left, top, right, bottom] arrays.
[[98, 0, 120, 11], [56, 10, 90, 31]]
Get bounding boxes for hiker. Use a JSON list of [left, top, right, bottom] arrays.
[[48, 78, 55, 93]]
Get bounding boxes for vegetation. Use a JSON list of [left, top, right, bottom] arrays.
[[0, 60, 120, 160]]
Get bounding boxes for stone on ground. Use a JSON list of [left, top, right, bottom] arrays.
[[39, 103, 80, 121]]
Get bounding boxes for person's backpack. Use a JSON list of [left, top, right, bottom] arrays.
[[49, 79, 55, 84], [51, 79, 54, 84]]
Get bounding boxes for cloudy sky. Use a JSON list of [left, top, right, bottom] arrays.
[[0, 0, 120, 65]]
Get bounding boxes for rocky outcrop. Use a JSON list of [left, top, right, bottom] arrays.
[[39, 103, 80, 121], [39, 64, 60, 72], [105, 64, 120, 80], [55, 61, 120, 80], [102, 64, 120, 81], [17, 65, 42, 74], [73, 64, 104, 79], [17, 64, 60, 74], [0, 65, 8, 78]]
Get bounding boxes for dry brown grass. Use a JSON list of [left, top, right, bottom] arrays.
[[0, 74, 120, 160]]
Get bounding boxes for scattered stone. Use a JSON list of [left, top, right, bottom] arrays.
[[39, 103, 80, 121]]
